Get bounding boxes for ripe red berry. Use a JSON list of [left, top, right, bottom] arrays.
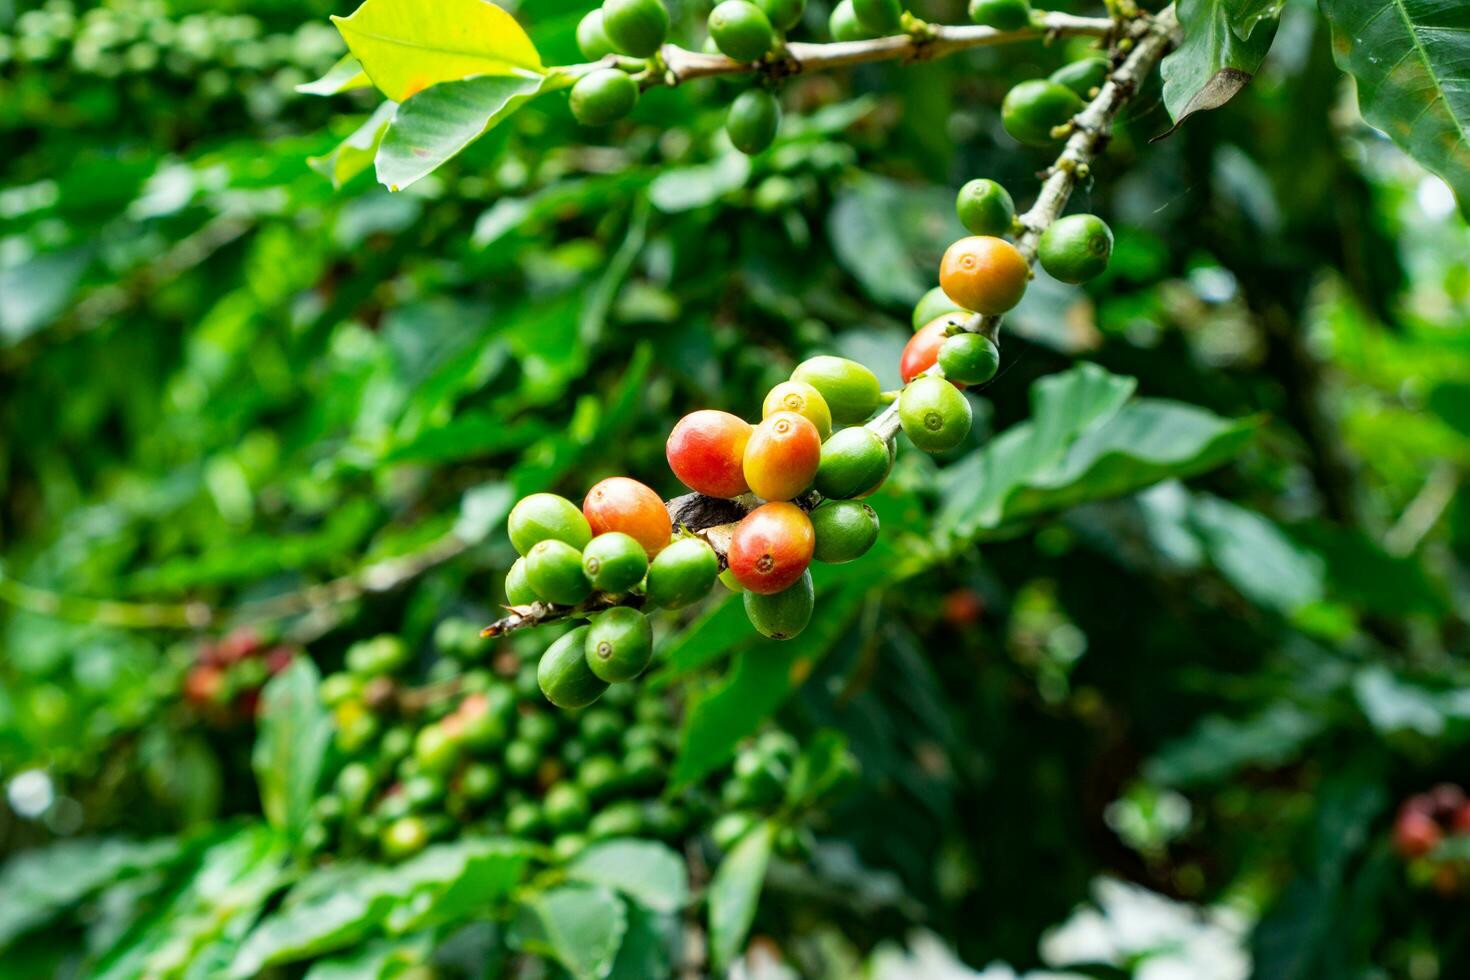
[[901, 316, 968, 387], [1395, 807, 1443, 858], [727, 501, 815, 594], [667, 410, 754, 498], [583, 477, 672, 557], [743, 411, 821, 501], [1453, 803, 1470, 835]]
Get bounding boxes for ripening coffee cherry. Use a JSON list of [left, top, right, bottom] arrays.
[[757, 0, 806, 30], [814, 427, 891, 499], [577, 9, 616, 60], [581, 532, 649, 593], [458, 694, 509, 749], [583, 477, 671, 557], [743, 569, 814, 639], [728, 501, 815, 594], [645, 537, 720, 608], [828, 0, 870, 41], [526, 540, 593, 605], [852, 0, 903, 33], [1038, 213, 1113, 283], [743, 411, 821, 501], [912, 285, 967, 332], [585, 606, 653, 682], [791, 355, 881, 424], [505, 557, 538, 606], [667, 410, 753, 498], [601, 0, 669, 57], [509, 493, 593, 555], [381, 816, 430, 859], [1394, 807, 1443, 858], [969, 0, 1031, 30], [727, 88, 780, 155], [901, 316, 965, 386], [1001, 79, 1084, 146], [539, 625, 608, 709], [570, 69, 639, 126], [938, 332, 1001, 385], [709, 0, 775, 62], [939, 236, 1029, 315], [811, 500, 880, 563], [762, 380, 832, 441], [956, 178, 1016, 237], [899, 376, 973, 452]]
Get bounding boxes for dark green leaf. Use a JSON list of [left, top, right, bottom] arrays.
[[1160, 0, 1280, 130], [1145, 703, 1327, 787], [566, 840, 690, 914]]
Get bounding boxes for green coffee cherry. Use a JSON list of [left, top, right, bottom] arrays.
[[579, 708, 622, 747], [727, 88, 780, 155], [337, 762, 375, 811], [517, 711, 558, 747], [404, 773, 445, 808], [1001, 79, 1084, 146], [757, 0, 806, 31], [709, 0, 774, 62], [622, 745, 664, 787], [588, 799, 644, 838], [544, 782, 592, 832], [711, 811, 757, 850], [582, 532, 649, 594], [828, 0, 870, 41], [912, 285, 967, 332], [380, 726, 413, 762], [433, 617, 482, 659], [852, 0, 903, 34], [414, 722, 461, 774], [938, 332, 1000, 385], [381, 816, 429, 859], [537, 625, 609, 709], [460, 703, 508, 749], [1038, 213, 1113, 283], [719, 567, 746, 593], [601, 0, 669, 57], [623, 723, 664, 752], [577, 755, 624, 800], [899, 376, 973, 452], [346, 635, 408, 676], [814, 427, 891, 499], [811, 501, 880, 564], [460, 763, 501, 803], [969, 0, 1031, 30], [553, 834, 589, 861], [743, 569, 814, 640], [505, 557, 538, 606], [791, 355, 881, 424], [1050, 56, 1109, 97], [585, 607, 653, 683], [577, 9, 616, 60], [645, 537, 719, 608], [570, 68, 639, 126], [506, 800, 547, 837], [526, 540, 593, 606], [508, 493, 592, 555], [320, 672, 362, 707], [956, 178, 1016, 237]]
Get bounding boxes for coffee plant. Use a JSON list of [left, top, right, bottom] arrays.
[[1, 0, 1469, 976]]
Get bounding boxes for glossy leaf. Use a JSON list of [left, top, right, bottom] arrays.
[[1160, 0, 1281, 131], [566, 840, 690, 914], [510, 884, 627, 980], [252, 658, 332, 846], [309, 101, 398, 189], [708, 820, 775, 973], [297, 55, 372, 96]]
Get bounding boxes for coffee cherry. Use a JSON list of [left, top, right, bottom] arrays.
[[1050, 56, 1109, 96], [381, 815, 429, 859], [728, 501, 815, 594], [757, 0, 806, 31], [727, 89, 780, 155], [506, 799, 547, 837], [1395, 807, 1443, 858], [912, 285, 967, 332], [899, 376, 973, 452], [505, 557, 538, 606], [938, 332, 1000, 385], [828, 0, 870, 41], [582, 532, 650, 594], [956, 178, 1016, 237], [577, 9, 616, 60], [346, 635, 408, 676], [852, 0, 903, 33], [743, 569, 814, 639], [744, 411, 821, 501], [667, 410, 753, 498], [570, 69, 639, 126], [579, 707, 622, 747], [583, 477, 671, 557], [709, 0, 775, 62], [901, 316, 966, 386], [939, 236, 1029, 315], [538, 625, 608, 709], [504, 739, 540, 778], [712, 811, 758, 850], [509, 493, 592, 555], [577, 754, 624, 800], [458, 694, 510, 749], [526, 540, 593, 605], [811, 500, 880, 563], [602, 0, 669, 57], [622, 745, 664, 787], [762, 380, 832, 441], [337, 762, 375, 811], [791, 356, 881, 424], [814, 427, 891, 499], [544, 782, 592, 832], [645, 537, 720, 608], [585, 607, 653, 683], [404, 773, 445, 808], [720, 567, 746, 592], [1001, 79, 1084, 146], [460, 762, 501, 803], [589, 799, 644, 838], [414, 722, 461, 774], [969, 0, 1031, 30], [1038, 213, 1113, 283]]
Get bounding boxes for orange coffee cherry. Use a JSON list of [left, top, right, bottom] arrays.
[[743, 411, 821, 501], [938, 235, 1029, 315], [583, 477, 672, 557]]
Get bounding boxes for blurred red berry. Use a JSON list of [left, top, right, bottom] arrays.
[[942, 588, 985, 627], [1395, 807, 1443, 858]]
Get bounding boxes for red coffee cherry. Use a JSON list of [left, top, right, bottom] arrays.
[[901, 316, 968, 387], [727, 501, 815, 594], [583, 477, 672, 557], [1395, 806, 1443, 858], [743, 411, 821, 501], [667, 410, 754, 498]]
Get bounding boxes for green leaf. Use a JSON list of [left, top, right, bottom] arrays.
[[1160, 0, 1280, 132], [783, 730, 855, 808], [251, 658, 332, 847], [331, 0, 543, 102], [0, 249, 90, 344], [375, 74, 547, 192], [510, 884, 627, 980], [1189, 495, 1326, 614], [1320, 0, 1470, 218], [297, 54, 373, 96], [1144, 703, 1327, 787], [708, 821, 775, 973], [607, 904, 679, 980], [303, 935, 435, 980], [1352, 664, 1470, 738], [649, 153, 752, 213], [566, 840, 690, 914], [310, 101, 398, 189], [827, 175, 961, 309]]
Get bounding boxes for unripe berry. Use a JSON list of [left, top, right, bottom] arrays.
[[852, 0, 903, 34], [762, 380, 832, 440], [577, 9, 616, 60], [585, 606, 653, 682], [346, 635, 409, 676], [508, 493, 592, 555], [938, 332, 1000, 385], [581, 532, 649, 594], [506, 800, 546, 837], [956, 178, 1016, 237], [570, 69, 639, 126], [810, 500, 880, 563], [728, 501, 815, 594], [505, 557, 538, 606], [538, 625, 608, 709], [727, 88, 780, 155], [602, 0, 670, 57], [828, 0, 870, 41], [1038, 213, 1113, 283], [757, 0, 806, 31], [709, 0, 775, 62], [526, 539, 593, 605], [790, 355, 881, 424], [460, 762, 501, 803], [645, 537, 720, 608], [969, 0, 1031, 30], [939, 236, 1029, 315], [589, 799, 644, 838], [544, 782, 591, 832], [414, 722, 461, 774], [667, 410, 753, 498], [814, 427, 891, 499], [458, 693, 509, 749], [743, 411, 821, 501], [719, 567, 746, 592], [583, 477, 671, 557], [1050, 56, 1110, 96], [743, 569, 814, 639], [1001, 79, 1084, 146], [901, 316, 967, 386], [381, 816, 429, 859], [899, 376, 973, 452], [912, 285, 967, 332]]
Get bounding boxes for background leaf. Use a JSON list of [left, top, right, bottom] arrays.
[[251, 659, 332, 847], [510, 884, 627, 980], [566, 840, 690, 914], [1161, 0, 1281, 127], [708, 820, 775, 973]]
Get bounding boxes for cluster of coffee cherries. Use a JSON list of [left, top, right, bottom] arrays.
[[1393, 784, 1470, 895], [181, 627, 296, 724]]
